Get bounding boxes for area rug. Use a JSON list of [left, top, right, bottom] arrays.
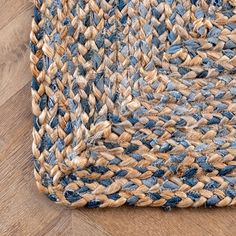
[[30, 0, 236, 208]]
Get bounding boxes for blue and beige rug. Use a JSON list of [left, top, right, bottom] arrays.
[[30, 0, 236, 208]]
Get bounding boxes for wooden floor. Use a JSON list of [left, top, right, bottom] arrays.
[[0, 1, 236, 235]]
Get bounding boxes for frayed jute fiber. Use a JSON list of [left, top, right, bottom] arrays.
[[30, 0, 236, 208]]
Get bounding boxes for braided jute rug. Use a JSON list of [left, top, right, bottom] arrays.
[[30, 0, 236, 208]]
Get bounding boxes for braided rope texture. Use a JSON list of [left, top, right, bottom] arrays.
[[30, 0, 236, 208]]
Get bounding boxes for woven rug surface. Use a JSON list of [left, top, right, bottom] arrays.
[[30, 0, 236, 208]]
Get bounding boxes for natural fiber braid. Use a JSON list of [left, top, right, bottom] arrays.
[[30, 0, 236, 208]]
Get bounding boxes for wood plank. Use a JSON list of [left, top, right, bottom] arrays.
[[79, 207, 236, 236], [0, 0, 32, 31], [0, 1, 33, 107], [0, 84, 71, 236], [72, 211, 111, 236]]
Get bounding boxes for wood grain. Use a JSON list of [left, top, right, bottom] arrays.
[[0, 1, 235, 235]]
